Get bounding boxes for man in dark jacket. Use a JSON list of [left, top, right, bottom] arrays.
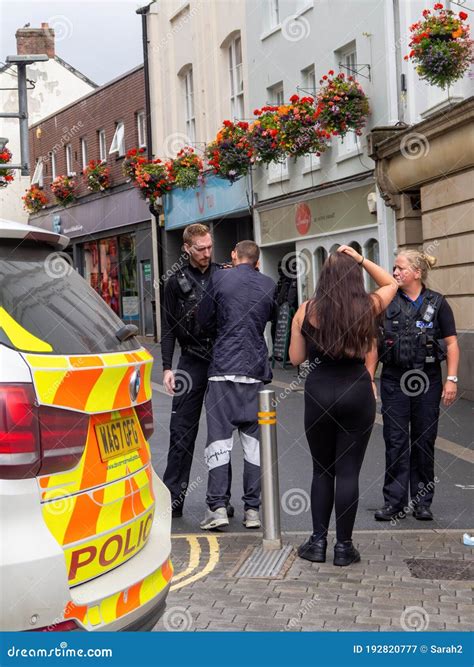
[[161, 223, 232, 519], [197, 240, 277, 530]]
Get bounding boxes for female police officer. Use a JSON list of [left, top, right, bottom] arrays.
[[373, 250, 459, 522]]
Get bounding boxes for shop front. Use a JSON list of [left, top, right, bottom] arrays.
[[30, 186, 154, 336], [162, 173, 253, 271], [256, 180, 379, 302]]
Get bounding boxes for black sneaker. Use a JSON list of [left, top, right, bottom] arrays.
[[374, 504, 406, 521], [297, 536, 327, 563], [171, 508, 183, 519], [226, 504, 235, 518], [333, 541, 361, 567], [413, 506, 433, 521]]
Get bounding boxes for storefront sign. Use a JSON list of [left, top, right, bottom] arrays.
[[163, 174, 251, 230], [259, 184, 376, 245], [295, 203, 311, 235]]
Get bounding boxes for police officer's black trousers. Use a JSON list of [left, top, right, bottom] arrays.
[[381, 371, 442, 510], [163, 354, 231, 512]]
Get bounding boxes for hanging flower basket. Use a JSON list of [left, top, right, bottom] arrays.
[[0, 147, 14, 188], [248, 107, 286, 164], [51, 175, 77, 207], [168, 147, 204, 189], [132, 159, 173, 206], [205, 120, 254, 182], [405, 4, 473, 89], [22, 184, 49, 213], [277, 95, 330, 158], [316, 71, 370, 138], [122, 147, 147, 181], [83, 159, 111, 192]]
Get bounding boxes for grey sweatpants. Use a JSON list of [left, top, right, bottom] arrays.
[[204, 380, 262, 511]]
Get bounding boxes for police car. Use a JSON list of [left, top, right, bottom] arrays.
[[0, 220, 172, 631]]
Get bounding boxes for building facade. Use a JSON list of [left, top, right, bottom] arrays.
[[0, 23, 96, 223], [144, 0, 253, 269], [27, 66, 156, 336]]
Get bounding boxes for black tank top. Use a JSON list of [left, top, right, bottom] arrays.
[[301, 303, 364, 365]]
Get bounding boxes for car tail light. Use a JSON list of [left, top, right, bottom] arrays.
[[135, 399, 154, 440], [38, 406, 89, 475], [0, 384, 41, 479], [31, 619, 81, 631]]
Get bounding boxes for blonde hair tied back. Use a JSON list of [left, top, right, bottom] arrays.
[[398, 249, 437, 282]]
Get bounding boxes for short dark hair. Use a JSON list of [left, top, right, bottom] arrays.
[[183, 224, 210, 246], [235, 240, 260, 267]]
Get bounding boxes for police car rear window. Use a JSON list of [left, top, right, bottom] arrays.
[[0, 243, 139, 355]]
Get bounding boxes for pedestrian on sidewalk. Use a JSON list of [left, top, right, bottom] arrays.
[[161, 223, 233, 519], [289, 245, 397, 566], [197, 240, 277, 531], [374, 249, 459, 523]]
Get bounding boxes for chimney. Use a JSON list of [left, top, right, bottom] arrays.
[[16, 22, 55, 58]]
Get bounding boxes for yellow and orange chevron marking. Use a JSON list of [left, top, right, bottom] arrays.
[[23, 349, 153, 413], [63, 558, 173, 629]]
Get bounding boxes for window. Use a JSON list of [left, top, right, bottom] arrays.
[[137, 111, 146, 149], [50, 151, 56, 180], [229, 35, 244, 120], [338, 45, 358, 153], [109, 121, 125, 157], [65, 143, 73, 176], [302, 64, 316, 94], [268, 0, 280, 28], [364, 238, 379, 291], [267, 82, 288, 180], [314, 247, 328, 280], [183, 69, 196, 145], [31, 159, 44, 187], [98, 129, 106, 162], [80, 138, 88, 170], [0, 243, 138, 355]]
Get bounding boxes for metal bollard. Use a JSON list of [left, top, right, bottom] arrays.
[[258, 389, 282, 550]]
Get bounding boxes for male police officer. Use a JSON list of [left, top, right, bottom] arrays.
[[196, 241, 278, 530], [161, 224, 232, 518]]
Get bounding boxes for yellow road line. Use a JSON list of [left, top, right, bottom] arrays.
[[170, 535, 219, 592], [171, 536, 201, 583]]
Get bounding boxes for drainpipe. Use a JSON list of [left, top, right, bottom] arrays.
[[137, 1, 163, 342]]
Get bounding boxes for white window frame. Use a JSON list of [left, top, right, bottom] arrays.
[[80, 138, 88, 170], [183, 69, 196, 145], [31, 158, 44, 187], [268, 0, 280, 28], [65, 143, 74, 176], [98, 129, 107, 162], [137, 111, 146, 149], [109, 121, 125, 157], [267, 82, 288, 182], [337, 45, 359, 155], [51, 151, 56, 180], [229, 35, 244, 120]]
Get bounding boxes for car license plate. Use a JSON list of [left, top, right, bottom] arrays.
[[95, 416, 141, 461]]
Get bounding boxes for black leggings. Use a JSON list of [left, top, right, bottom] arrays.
[[304, 362, 376, 542]]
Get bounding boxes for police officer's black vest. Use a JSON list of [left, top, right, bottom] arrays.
[[174, 263, 220, 361], [379, 288, 447, 369]]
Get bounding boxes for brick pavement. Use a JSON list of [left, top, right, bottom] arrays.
[[154, 530, 473, 632]]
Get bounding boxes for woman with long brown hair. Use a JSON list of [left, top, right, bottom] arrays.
[[289, 245, 397, 566]]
